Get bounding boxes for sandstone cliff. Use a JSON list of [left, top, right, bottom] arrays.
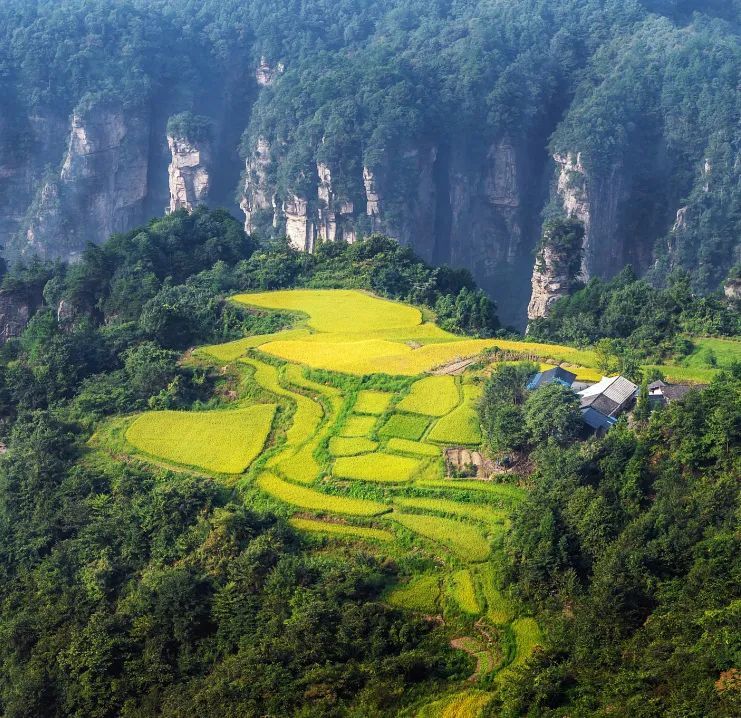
[[0, 286, 43, 343], [527, 219, 585, 321], [167, 132, 212, 213], [15, 101, 149, 261]]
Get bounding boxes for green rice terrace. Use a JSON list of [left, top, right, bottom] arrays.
[[94, 288, 736, 714]]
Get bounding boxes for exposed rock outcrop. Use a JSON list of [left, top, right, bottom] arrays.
[[167, 134, 212, 213], [17, 101, 149, 261], [283, 195, 314, 251], [316, 162, 355, 243], [527, 219, 585, 321], [724, 278, 741, 302], [255, 57, 284, 87], [553, 152, 628, 280], [241, 137, 274, 233], [0, 287, 43, 343]]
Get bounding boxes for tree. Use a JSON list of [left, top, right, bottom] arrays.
[[524, 383, 582, 445]]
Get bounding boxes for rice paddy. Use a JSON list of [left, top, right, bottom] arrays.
[[289, 517, 394, 542], [394, 497, 508, 525], [257, 472, 389, 516], [397, 375, 460, 416], [385, 438, 441, 457], [387, 574, 441, 613], [126, 404, 276, 473], [389, 513, 491, 561], [378, 413, 430, 441], [340, 415, 377, 437], [333, 452, 421, 483], [114, 288, 559, 699], [450, 569, 481, 614], [427, 384, 482, 445], [354, 390, 393, 415], [416, 690, 493, 718], [328, 436, 379, 456]]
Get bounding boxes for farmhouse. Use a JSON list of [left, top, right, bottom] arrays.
[[526, 366, 576, 390], [577, 375, 639, 432], [648, 379, 703, 406]]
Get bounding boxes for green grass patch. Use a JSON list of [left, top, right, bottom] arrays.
[[395, 497, 507, 525], [257, 472, 388, 516], [126, 404, 276, 474], [397, 376, 460, 416], [386, 438, 441, 457], [329, 436, 379, 456], [354, 390, 392, 415], [333, 453, 421, 483], [387, 574, 441, 613], [449, 569, 481, 614], [389, 512, 491, 561], [340, 415, 377, 437], [289, 517, 393, 542], [378, 413, 430, 441]]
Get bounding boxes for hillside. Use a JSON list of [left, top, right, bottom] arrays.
[[0, 0, 739, 324]]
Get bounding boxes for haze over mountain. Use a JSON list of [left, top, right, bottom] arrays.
[[1, 0, 739, 325]]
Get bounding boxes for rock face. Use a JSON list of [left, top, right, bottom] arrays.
[[255, 57, 284, 87], [0, 287, 43, 343], [167, 134, 212, 213], [283, 195, 314, 251], [553, 151, 628, 280], [527, 245, 573, 320], [239, 133, 543, 324], [724, 278, 741, 302], [241, 137, 275, 233], [16, 101, 150, 261], [527, 219, 585, 321], [316, 162, 356, 244]]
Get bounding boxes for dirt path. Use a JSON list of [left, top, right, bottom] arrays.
[[432, 356, 478, 375], [450, 637, 494, 682]]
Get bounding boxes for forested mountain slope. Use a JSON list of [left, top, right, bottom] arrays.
[[0, 0, 738, 324]]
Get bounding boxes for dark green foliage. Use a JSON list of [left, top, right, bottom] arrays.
[[0, 414, 453, 717], [496, 367, 741, 717], [523, 384, 583, 446], [536, 219, 584, 284], [167, 112, 214, 142], [529, 268, 740, 359]]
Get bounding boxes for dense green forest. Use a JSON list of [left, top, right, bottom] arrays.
[[0, 0, 738, 318], [0, 208, 737, 716]]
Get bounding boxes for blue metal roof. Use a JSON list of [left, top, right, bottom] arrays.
[[581, 407, 617, 431], [527, 366, 577, 390]]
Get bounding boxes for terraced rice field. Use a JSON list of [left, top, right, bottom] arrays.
[[397, 375, 460, 415], [428, 384, 483, 445], [333, 452, 421, 483], [389, 513, 491, 561], [354, 390, 393, 414], [378, 413, 430, 441], [415, 690, 493, 717], [116, 289, 568, 695], [450, 569, 481, 614], [385, 438, 441, 457], [289, 517, 393, 542], [340, 415, 377, 437], [328, 437, 378, 456], [387, 574, 441, 613], [126, 404, 276, 473], [395, 497, 508, 525], [257, 472, 388, 516]]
